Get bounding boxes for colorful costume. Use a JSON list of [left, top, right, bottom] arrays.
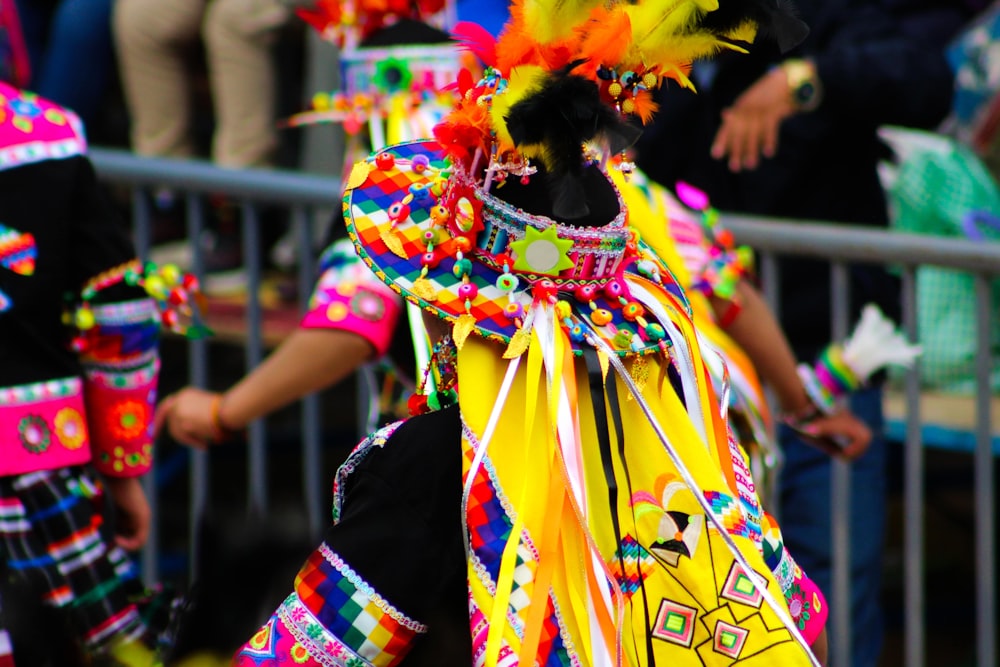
[[235, 2, 830, 666], [289, 2, 469, 375], [0, 83, 182, 664]]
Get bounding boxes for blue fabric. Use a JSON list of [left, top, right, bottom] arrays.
[[778, 387, 888, 667], [13, 0, 113, 127], [455, 0, 507, 38]]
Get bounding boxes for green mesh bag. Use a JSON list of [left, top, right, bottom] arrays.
[[882, 128, 1000, 394]]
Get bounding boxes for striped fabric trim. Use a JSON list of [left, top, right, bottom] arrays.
[[0, 137, 85, 171], [277, 592, 375, 667], [0, 376, 81, 406], [317, 542, 427, 632], [91, 298, 160, 325]]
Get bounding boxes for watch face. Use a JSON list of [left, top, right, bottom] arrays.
[[796, 81, 815, 101], [795, 81, 818, 109]]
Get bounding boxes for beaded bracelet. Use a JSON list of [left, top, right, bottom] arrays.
[[210, 393, 240, 443]]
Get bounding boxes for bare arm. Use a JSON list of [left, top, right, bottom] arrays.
[[156, 328, 375, 447], [710, 280, 871, 459], [709, 280, 809, 415]]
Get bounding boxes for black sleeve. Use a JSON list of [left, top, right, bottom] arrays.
[[812, 0, 966, 128], [68, 156, 146, 303], [322, 406, 470, 662]]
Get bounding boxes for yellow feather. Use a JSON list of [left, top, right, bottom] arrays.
[[623, 0, 750, 72], [523, 0, 604, 44]]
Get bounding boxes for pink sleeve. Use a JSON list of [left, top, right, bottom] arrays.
[[78, 298, 160, 477], [760, 512, 829, 645], [300, 239, 403, 358]]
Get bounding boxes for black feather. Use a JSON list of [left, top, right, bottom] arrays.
[[701, 0, 809, 53], [504, 63, 642, 219]]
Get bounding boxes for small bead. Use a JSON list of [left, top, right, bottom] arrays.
[[453, 236, 473, 253], [452, 258, 473, 278], [161, 264, 181, 286], [622, 302, 644, 321], [613, 330, 633, 350], [457, 282, 478, 300], [430, 205, 449, 225], [74, 308, 95, 330], [168, 287, 188, 305], [569, 324, 586, 342], [388, 202, 410, 221], [575, 284, 598, 302], [411, 154, 431, 173], [420, 251, 441, 268], [604, 280, 624, 299], [534, 279, 558, 300], [409, 183, 432, 203], [503, 302, 525, 320], [645, 322, 665, 341], [554, 300, 572, 320], [636, 260, 660, 281], [495, 273, 519, 292], [590, 309, 613, 326], [375, 152, 395, 170]]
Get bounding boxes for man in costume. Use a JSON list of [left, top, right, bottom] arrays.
[[0, 82, 199, 665], [231, 1, 836, 666]]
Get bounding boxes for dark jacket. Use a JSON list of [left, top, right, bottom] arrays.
[[637, 0, 973, 357]]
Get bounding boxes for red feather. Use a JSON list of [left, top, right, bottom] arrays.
[[452, 21, 498, 68]]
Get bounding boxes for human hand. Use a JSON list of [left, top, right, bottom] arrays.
[[154, 387, 222, 450], [789, 409, 872, 461], [103, 476, 151, 551], [710, 66, 795, 172]]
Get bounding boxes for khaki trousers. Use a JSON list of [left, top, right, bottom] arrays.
[[113, 0, 290, 168]]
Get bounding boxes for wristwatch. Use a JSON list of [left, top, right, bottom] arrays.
[[783, 59, 822, 112]]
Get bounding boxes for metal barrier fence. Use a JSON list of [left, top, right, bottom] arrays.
[[90, 148, 999, 667]]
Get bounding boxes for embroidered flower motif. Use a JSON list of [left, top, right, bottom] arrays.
[[7, 95, 42, 132], [351, 288, 386, 321], [374, 57, 413, 93], [786, 582, 811, 630], [18, 414, 50, 453], [290, 643, 312, 664], [108, 399, 151, 440], [54, 407, 87, 449]]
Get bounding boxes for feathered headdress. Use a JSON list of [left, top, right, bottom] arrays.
[[296, 0, 452, 47], [436, 0, 807, 218], [342, 2, 824, 666]]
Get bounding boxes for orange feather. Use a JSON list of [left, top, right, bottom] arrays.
[[630, 89, 659, 125], [577, 8, 632, 75]]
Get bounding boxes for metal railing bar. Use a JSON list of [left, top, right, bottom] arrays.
[[132, 190, 159, 585], [974, 273, 996, 667], [901, 265, 925, 667], [723, 215, 1000, 273], [91, 149, 341, 206], [241, 203, 268, 516], [185, 193, 210, 579], [830, 261, 852, 667], [293, 205, 324, 540], [760, 251, 781, 321]]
